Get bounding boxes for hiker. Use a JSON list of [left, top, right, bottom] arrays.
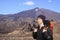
[[50, 19, 54, 35], [50, 19, 54, 40], [44, 19, 54, 40], [44, 20, 52, 40], [32, 15, 52, 40]]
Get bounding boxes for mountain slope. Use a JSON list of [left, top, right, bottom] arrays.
[[6, 7, 60, 21], [0, 7, 60, 33], [0, 7, 60, 21]]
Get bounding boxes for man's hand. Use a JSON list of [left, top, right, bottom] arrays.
[[43, 27, 48, 32], [34, 28, 38, 32]]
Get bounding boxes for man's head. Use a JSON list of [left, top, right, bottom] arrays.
[[37, 15, 46, 25], [37, 15, 46, 20], [50, 19, 54, 22]]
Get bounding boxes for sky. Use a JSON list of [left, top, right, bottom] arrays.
[[0, 0, 60, 14]]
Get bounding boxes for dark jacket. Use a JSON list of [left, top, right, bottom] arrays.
[[32, 26, 51, 40], [32, 20, 52, 40], [37, 29, 43, 40], [32, 26, 44, 40]]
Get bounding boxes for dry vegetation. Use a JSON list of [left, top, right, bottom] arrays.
[[53, 21, 60, 40], [0, 21, 60, 40]]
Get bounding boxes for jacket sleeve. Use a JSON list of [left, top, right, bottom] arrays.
[[32, 31, 37, 39]]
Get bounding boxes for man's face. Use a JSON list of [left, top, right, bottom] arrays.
[[37, 18, 43, 25]]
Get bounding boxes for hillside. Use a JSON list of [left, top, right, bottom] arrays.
[[0, 7, 60, 33], [0, 7, 60, 21], [0, 22, 60, 40]]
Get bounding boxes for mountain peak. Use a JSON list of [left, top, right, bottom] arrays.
[[34, 7, 40, 9], [34, 7, 41, 11]]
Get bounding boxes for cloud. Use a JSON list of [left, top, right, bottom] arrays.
[[23, 1, 35, 6], [48, 0, 52, 2]]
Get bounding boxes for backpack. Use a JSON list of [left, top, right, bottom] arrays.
[[44, 20, 53, 31], [43, 20, 53, 40], [44, 20, 54, 37], [50, 21, 54, 30]]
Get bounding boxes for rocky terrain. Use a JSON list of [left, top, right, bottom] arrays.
[[0, 7, 60, 40], [0, 21, 60, 40]]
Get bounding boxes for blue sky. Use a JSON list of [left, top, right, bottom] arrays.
[[0, 0, 60, 14]]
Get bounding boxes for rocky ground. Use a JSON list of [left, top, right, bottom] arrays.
[[53, 21, 60, 40], [0, 22, 60, 40]]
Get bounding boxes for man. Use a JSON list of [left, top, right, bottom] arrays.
[[50, 19, 54, 40], [32, 15, 51, 40]]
